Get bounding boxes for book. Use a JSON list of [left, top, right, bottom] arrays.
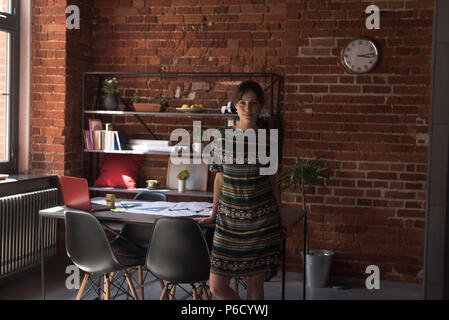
[[89, 119, 103, 131], [84, 130, 91, 149], [114, 131, 122, 151], [85, 128, 124, 151]]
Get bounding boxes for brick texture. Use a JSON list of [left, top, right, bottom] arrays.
[[30, 0, 434, 283]]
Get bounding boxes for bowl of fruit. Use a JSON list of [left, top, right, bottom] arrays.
[[176, 103, 205, 113]]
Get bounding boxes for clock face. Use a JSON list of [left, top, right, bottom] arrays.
[[341, 38, 379, 74]]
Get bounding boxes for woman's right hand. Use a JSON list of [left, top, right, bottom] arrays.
[[194, 216, 216, 225]]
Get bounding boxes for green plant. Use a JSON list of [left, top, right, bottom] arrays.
[[278, 157, 329, 196], [278, 157, 330, 254], [103, 78, 122, 95], [176, 170, 190, 180]]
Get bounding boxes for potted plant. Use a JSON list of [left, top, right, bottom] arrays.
[[103, 78, 122, 110], [132, 96, 168, 112], [278, 157, 332, 288], [176, 170, 190, 193]]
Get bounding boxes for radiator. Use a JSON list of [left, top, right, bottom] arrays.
[[0, 188, 59, 278]]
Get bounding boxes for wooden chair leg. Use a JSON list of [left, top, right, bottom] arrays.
[[125, 269, 131, 300], [233, 277, 239, 293], [124, 272, 139, 300], [192, 284, 198, 300], [76, 274, 89, 300], [138, 266, 144, 300], [169, 284, 176, 300], [160, 284, 168, 300], [104, 274, 110, 300], [159, 279, 165, 289], [201, 282, 211, 300], [196, 286, 203, 299]]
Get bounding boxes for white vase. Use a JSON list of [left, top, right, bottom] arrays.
[[192, 142, 202, 154], [178, 179, 186, 193]]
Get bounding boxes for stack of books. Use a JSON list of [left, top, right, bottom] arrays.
[[84, 119, 122, 151]]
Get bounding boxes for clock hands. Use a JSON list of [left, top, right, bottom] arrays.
[[357, 53, 376, 58]]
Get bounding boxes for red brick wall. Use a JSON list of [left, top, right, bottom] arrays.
[[65, 0, 95, 177], [31, 0, 434, 283], [31, 0, 68, 175], [31, 0, 94, 176]]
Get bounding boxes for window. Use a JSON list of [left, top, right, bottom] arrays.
[[0, 0, 18, 173]]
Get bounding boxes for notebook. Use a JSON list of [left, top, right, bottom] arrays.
[[60, 176, 110, 212]]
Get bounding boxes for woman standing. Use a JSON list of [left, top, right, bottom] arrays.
[[195, 80, 290, 300]]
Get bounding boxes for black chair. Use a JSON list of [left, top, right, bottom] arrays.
[[145, 217, 211, 300], [110, 191, 168, 299], [116, 192, 167, 250], [64, 210, 145, 300], [134, 191, 167, 202]]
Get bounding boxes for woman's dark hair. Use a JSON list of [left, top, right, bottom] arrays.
[[231, 80, 265, 111]]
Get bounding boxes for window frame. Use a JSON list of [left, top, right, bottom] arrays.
[[0, 0, 19, 173]]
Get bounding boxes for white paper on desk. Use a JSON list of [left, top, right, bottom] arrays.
[[91, 199, 212, 217]]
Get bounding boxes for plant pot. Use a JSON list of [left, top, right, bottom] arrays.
[[133, 103, 162, 112], [104, 93, 120, 111], [178, 179, 186, 193], [301, 249, 334, 288]]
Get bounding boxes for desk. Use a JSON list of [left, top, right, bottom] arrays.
[[89, 187, 214, 199], [39, 204, 306, 300]]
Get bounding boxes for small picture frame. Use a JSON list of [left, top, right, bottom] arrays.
[[166, 160, 209, 192]]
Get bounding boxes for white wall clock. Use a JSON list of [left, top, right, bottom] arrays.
[[341, 38, 379, 74]]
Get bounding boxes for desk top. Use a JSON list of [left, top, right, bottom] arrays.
[[89, 187, 213, 198], [40, 204, 306, 226]]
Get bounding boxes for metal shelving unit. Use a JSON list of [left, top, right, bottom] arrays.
[[84, 110, 239, 118], [82, 71, 283, 194]]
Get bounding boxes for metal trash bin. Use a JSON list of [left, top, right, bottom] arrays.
[[301, 249, 334, 288]]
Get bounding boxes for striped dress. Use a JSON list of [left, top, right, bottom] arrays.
[[209, 129, 282, 277]]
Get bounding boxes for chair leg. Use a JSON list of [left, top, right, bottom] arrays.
[[138, 266, 144, 300], [201, 282, 211, 300], [124, 271, 139, 300], [106, 272, 116, 300], [196, 286, 203, 299], [76, 274, 89, 300], [233, 277, 239, 293], [125, 269, 131, 300], [159, 279, 165, 289], [104, 274, 110, 300], [192, 284, 198, 300], [169, 284, 176, 300], [160, 284, 168, 300]]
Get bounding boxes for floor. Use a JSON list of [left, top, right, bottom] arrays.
[[0, 261, 424, 300]]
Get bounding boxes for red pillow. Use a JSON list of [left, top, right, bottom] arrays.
[[93, 154, 144, 189]]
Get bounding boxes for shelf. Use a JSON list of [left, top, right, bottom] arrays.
[[84, 149, 212, 161], [84, 149, 172, 156], [89, 187, 213, 198], [84, 110, 238, 118]]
